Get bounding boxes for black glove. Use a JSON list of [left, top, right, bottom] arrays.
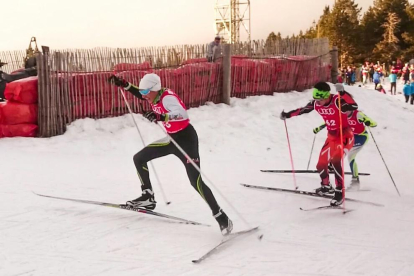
[[280, 111, 289, 120], [313, 126, 322, 134], [108, 75, 128, 87], [313, 124, 326, 134], [143, 111, 165, 123]]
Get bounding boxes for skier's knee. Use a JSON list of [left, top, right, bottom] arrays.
[[316, 161, 328, 172], [133, 152, 145, 166]]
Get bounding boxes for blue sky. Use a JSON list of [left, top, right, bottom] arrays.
[[0, 0, 410, 51]]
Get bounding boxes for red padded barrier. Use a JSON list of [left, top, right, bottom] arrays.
[[1, 102, 37, 125], [0, 124, 38, 138], [4, 76, 38, 104]]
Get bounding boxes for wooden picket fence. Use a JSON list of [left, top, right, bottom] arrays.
[[0, 38, 331, 137], [1, 38, 330, 73], [35, 53, 223, 136], [0, 51, 27, 73]]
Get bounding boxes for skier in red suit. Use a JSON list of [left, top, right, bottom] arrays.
[[280, 82, 358, 206]]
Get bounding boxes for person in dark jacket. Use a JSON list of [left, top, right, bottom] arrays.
[[403, 64, 410, 84]]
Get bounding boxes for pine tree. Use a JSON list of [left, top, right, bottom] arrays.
[[373, 12, 401, 62], [360, 7, 378, 61], [317, 6, 332, 38], [303, 21, 317, 39], [401, 3, 414, 60], [265, 32, 283, 54], [361, 0, 411, 58], [326, 0, 362, 66]]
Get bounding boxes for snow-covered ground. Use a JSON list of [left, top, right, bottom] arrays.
[[1, 84, 414, 276]]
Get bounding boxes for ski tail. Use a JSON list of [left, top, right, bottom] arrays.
[[240, 184, 384, 207], [260, 169, 370, 176], [300, 206, 354, 213]]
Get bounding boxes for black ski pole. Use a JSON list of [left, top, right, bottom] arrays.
[[306, 134, 316, 170], [368, 128, 401, 196]]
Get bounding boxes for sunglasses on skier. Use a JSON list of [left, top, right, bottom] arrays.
[[139, 84, 156, 95]]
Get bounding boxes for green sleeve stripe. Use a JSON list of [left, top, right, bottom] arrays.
[[196, 175, 206, 201], [148, 142, 170, 147]]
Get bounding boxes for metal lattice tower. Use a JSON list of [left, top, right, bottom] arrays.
[[214, 0, 251, 44]]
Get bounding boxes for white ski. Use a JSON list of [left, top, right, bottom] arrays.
[[192, 226, 259, 264]]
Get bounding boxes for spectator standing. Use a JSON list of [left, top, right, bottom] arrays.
[[207, 36, 222, 62], [410, 65, 414, 81], [351, 66, 356, 85], [369, 64, 375, 83], [346, 67, 353, 85], [362, 63, 369, 84], [389, 66, 398, 95], [403, 64, 410, 84], [395, 59, 403, 72], [410, 81, 414, 104], [403, 82, 411, 103]]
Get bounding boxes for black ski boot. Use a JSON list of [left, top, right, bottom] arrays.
[[214, 209, 233, 235], [126, 189, 156, 210], [330, 188, 344, 206], [315, 183, 334, 195]]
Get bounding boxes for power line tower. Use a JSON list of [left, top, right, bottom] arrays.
[[214, 0, 251, 44]]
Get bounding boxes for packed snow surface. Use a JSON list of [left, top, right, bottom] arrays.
[[1, 84, 413, 276]]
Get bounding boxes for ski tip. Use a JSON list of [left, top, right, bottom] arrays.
[[192, 259, 200, 264], [258, 234, 264, 241]]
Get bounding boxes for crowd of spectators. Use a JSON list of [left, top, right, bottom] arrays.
[[337, 59, 414, 104]]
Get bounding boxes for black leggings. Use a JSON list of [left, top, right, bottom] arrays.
[[391, 82, 396, 94], [133, 124, 220, 215]]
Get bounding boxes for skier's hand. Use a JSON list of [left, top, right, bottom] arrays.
[[313, 124, 326, 134], [280, 111, 288, 120], [143, 111, 165, 123], [313, 126, 321, 134], [364, 119, 377, 127], [108, 75, 128, 87]]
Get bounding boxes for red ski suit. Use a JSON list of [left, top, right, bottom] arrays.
[[285, 91, 358, 188]]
